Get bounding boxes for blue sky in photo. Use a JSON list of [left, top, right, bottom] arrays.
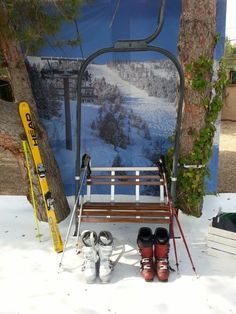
[[38, 0, 226, 62], [39, 0, 182, 62]]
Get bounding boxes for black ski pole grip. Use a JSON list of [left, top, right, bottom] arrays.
[[81, 153, 91, 178], [157, 159, 164, 175], [160, 155, 167, 172], [158, 155, 168, 172], [81, 153, 90, 168]]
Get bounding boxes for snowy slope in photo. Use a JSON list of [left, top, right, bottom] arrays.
[[89, 63, 176, 137], [41, 61, 177, 194], [0, 194, 236, 314], [29, 57, 219, 195]]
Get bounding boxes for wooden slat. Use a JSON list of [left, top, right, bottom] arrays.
[[208, 225, 236, 241], [90, 166, 159, 171], [208, 247, 236, 259], [83, 202, 170, 211], [88, 181, 162, 186], [82, 210, 170, 217], [208, 240, 236, 255], [208, 234, 236, 248], [90, 175, 160, 179], [81, 217, 170, 223]]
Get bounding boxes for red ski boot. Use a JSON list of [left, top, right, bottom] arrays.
[[154, 227, 170, 282], [137, 227, 154, 282]]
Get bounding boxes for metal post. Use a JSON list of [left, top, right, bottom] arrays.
[[63, 77, 72, 150]]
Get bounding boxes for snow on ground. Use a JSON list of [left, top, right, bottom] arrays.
[[0, 194, 236, 314]]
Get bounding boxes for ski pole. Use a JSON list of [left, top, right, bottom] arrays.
[[73, 153, 91, 236], [75, 195, 84, 251], [173, 207, 197, 275], [22, 140, 41, 242], [159, 157, 197, 275], [169, 209, 179, 272], [157, 156, 196, 274], [157, 156, 169, 203], [157, 156, 179, 271], [58, 154, 91, 269]]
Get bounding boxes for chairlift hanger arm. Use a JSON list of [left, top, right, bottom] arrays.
[[114, 0, 166, 49]]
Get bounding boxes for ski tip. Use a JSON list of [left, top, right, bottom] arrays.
[[19, 101, 29, 109], [56, 249, 64, 254]]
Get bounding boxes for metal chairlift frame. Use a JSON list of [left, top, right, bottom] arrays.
[[75, 0, 184, 207], [59, 1, 198, 274]]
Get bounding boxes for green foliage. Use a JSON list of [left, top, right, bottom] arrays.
[[56, 0, 85, 20], [0, 0, 90, 53], [225, 37, 236, 56], [213, 33, 221, 46], [168, 57, 228, 217], [189, 56, 213, 91], [224, 37, 236, 69]]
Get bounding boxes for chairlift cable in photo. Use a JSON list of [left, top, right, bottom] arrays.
[[109, 0, 121, 28]]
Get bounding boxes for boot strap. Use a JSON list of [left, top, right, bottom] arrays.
[[156, 258, 169, 270], [141, 258, 153, 270], [157, 264, 168, 270]]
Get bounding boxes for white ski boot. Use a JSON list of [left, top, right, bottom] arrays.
[[81, 230, 98, 283], [98, 231, 114, 283]]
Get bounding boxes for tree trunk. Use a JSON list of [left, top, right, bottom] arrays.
[[0, 34, 70, 222], [178, 0, 216, 215]]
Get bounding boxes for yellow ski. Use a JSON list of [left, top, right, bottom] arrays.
[[19, 101, 63, 253], [22, 140, 41, 242]]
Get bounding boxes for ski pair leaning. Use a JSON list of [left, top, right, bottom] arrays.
[[19, 101, 63, 253], [80, 230, 114, 283], [137, 226, 170, 282]]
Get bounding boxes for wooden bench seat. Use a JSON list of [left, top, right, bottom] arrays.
[[81, 202, 170, 223], [77, 166, 172, 225]]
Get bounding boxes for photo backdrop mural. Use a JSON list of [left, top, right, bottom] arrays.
[[27, 0, 226, 195]]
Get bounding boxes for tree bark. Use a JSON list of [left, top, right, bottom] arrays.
[[0, 33, 70, 222], [178, 0, 216, 215], [179, 0, 216, 153]]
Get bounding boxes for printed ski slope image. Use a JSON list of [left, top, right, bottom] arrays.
[[27, 57, 178, 194], [82, 61, 177, 165]]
